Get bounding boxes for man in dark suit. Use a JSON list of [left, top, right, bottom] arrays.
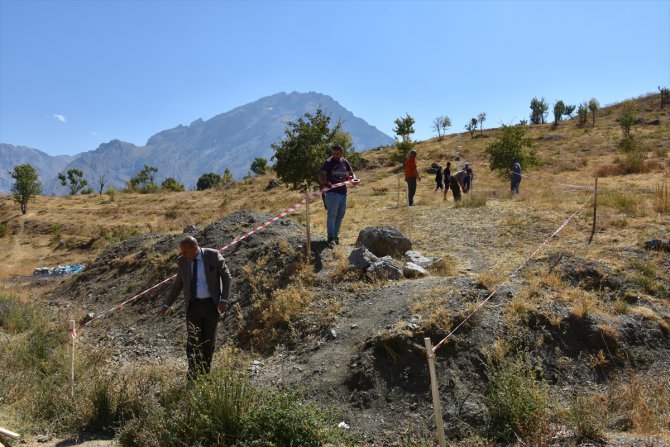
[[159, 236, 232, 378]]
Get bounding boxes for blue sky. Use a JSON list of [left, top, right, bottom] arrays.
[[1, 0, 669, 156]]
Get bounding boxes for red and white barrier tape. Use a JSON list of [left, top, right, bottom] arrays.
[[431, 193, 593, 354], [71, 178, 361, 336]]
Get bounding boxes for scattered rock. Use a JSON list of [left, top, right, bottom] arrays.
[[644, 239, 670, 252], [265, 179, 281, 190], [402, 262, 429, 278], [328, 328, 338, 339], [79, 312, 96, 325], [348, 246, 379, 271], [539, 134, 564, 141], [404, 250, 442, 268], [356, 227, 412, 257], [367, 258, 403, 280], [183, 224, 198, 234], [36, 435, 52, 443], [607, 414, 632, 431], [646, 118, 661, 125]]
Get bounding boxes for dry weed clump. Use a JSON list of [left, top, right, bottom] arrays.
[[606, 373, 670, 435], [653, 182, 669, 214], [426, 255, 457, 276]]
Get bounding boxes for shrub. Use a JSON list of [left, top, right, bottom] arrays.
[[486, 354, 551, 443], [0, 222, 7, 238], [566, 394, 606, 441], [483, 125, 539, 179]]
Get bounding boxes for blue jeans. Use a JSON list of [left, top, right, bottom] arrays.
[[325, 192, 347, 240]]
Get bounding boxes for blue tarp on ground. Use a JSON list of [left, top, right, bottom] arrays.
[[33, 264, 85, 277]]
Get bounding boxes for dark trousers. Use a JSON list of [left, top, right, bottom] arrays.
[[463, 176, 471, 193], [511, 180, 521, 195], [449, 177, 462, 201], [186, 300, 219, 379], [406, 177, 417, 206]]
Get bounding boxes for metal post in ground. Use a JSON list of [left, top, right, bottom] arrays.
[[70, 319, 76, 398], [424, 337, 446, 447]]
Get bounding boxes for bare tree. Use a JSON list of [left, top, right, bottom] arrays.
[[432, 116, 445, 139], [659, 86, 669, 109], [477, 112, 487, 134], [97, 174, 108, 195]]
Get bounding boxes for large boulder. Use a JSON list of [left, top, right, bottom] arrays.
[[356, 226, 412, 258], [348, 246, 378, 271], [404, 250, 442, 268], [367, 256, 403, 280]]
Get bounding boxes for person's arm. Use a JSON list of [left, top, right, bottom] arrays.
[[159, 261, 183, 315], [217, 252, 232, 314], [413, 159, 421, 181], [319, 168, 328, 186], [345, 159, 356, 181]]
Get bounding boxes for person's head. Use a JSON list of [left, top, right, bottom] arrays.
[[409, 150, 417, 158], [331, 145, 344, 160], [446, 161, 451, 167], [179, 236, 200, 261], [512, 158, 518, 165]]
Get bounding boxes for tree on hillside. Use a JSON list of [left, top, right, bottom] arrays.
[[393, 114, 416, 162], [432, 115, 452, 140], [250, 157, 268, 175], [465, 117, 478, 139], [477, 112, 487, 134], [10, 164, 41, 214], [197, 173, 221, 190], [577, 102, 589, 127], [272, 107, 344, 192], [127, 164, 158, 193], [529, 97, 549, 125], [221, 168, 234, 186], [432, 116, 445, 139], [58, 168, 88, 195], [484, 125, 539, 179], [97, 174, 107, 195], [659, 86, 669, 109], [618, 107, 637, 140], [553, 100, 565, 126], [161, 177, 185, 192], [563, 104, 576, 118], [588, 98, 600, 126]]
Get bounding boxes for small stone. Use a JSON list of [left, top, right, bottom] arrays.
[[351, 323, 358, 329], [403, 262, 429, 278], [37, 435, 52, 443], [183, 224, 198, 234], [329, 328, 338, 339]]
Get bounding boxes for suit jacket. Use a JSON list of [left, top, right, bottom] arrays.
[[163, 247, 232, 312]]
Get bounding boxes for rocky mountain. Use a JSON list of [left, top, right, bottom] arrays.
[[0, 144, 75, 194], [2, 92, 394, 194]]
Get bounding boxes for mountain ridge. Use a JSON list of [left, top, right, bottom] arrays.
[[2, 91, 394, 194]]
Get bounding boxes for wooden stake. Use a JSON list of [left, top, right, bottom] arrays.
[[424, 337, 446, 447], [588, 177, 598, 244], [396, 173, 401, 209], [70, 319, 76, 398], [305, 189, 311, 261]]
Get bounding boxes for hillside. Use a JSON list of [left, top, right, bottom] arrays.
[[0, 144, 75, 193], [2, 91, 395, 195], [1, 92, 669, 446]]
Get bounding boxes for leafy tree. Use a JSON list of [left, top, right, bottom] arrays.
[[221, 168, 234, 186], [272, 107, 348, 192], [393, 114, 416, 162], [477, 112, 487, 134], [529, 97, 549, 125], [588, 98, 600, 126], [10, 164, 41, 214], [81, 187, 94, 195], [465, 117, 478, 139], [563, 104, 576, 118], [161, 177, 185, 192], [441, 116, 452, 134], [553, 100, 565, 126], [250, 157, 268, 175], [484, 125, 539, 179], [577, 102, 589, 127], [519, 119, 528, 126], [127, 164, 158, 193], [196, 173, 221, 190], [58, 168, 88, 195], [618, 108, 637, 139]]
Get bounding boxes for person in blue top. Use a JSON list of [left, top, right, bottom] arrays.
[[319, 145, 356, 246], [510, 158, 522, 195]]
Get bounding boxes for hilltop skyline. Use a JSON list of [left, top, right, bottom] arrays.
[[1, 0, 669, 156]]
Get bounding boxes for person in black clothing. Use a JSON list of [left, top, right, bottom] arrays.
[[434, 165, 443, 191], [462, 162, 473, 193], [443, 162, 451, 201]]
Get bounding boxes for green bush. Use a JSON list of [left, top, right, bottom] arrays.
[[566, 393, 606, 441], [486, 354, 550, 443]]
